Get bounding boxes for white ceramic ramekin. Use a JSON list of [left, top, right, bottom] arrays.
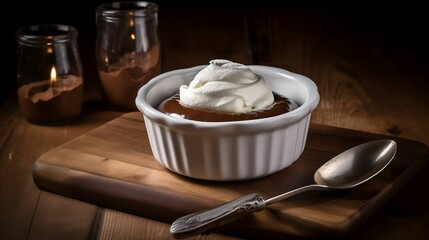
[[136, 65, 319, 181]]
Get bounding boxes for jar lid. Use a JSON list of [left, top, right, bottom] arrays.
[[96, 1, 158, 20], [16, 24, 78, 46]]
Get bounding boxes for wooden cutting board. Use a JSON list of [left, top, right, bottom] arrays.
[[33, 112, 429, 238]]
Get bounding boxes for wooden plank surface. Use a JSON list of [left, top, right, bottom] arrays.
[[0, 93, 123, 240], [33, 112, 429, 238], [2, 3, 429, 240]]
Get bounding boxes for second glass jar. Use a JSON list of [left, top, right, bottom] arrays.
[[95, 1, 161, 111]]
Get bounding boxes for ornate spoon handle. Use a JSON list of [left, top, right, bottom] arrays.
[[170, 193, 265, 239]]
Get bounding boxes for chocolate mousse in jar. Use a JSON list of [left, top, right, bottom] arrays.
[[95, 1, 160, 111]]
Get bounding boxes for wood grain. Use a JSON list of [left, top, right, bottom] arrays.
[[95, 208, 242, 240], [33, 112, 429, 238], [246, 6, 429, 145], [159, 8, 251, 72], [0, 96, 122, 239], [28, 191, 97, 240]]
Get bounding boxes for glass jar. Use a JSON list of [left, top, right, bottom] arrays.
[[16, 24, 84, 125], [96, 1, 161, 111]]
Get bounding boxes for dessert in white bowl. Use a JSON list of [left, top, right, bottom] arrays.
[[158, 59, 298, 121], [136, 60, 319, 181]]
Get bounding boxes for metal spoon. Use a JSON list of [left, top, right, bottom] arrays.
[[170, 139, 397, 239]]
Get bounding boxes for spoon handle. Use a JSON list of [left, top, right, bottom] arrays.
[[264, 184, 325, 205], [170, 193, 265, 239]]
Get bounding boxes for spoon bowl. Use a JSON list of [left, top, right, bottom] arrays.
[[170, 139, 397, 239], [314, 139, 397, 189]]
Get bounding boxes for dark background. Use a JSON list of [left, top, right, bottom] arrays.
[[5, 1, 428, 105]]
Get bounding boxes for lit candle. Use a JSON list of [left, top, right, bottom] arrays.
[[50, 66, 56, 87], [17, 66, 83, 125]]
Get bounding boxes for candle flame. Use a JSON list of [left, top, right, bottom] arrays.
[[131, 33, 135, 40], [50, 66, 57, 87]]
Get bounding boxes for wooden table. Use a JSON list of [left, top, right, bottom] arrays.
[[2, 3, 429, 240]]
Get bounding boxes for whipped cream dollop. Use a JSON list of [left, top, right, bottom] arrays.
[[179, 59, 274, 113]]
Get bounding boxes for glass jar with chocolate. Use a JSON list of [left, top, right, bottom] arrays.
[[96, 1, 161, 111], [16, 24, 84, 125]]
